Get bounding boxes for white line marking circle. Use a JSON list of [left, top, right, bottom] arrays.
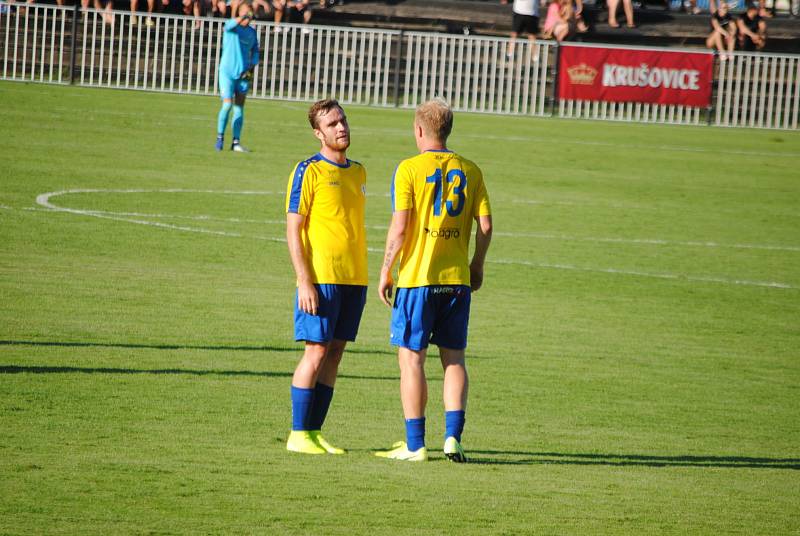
[[32, 189, 797, 290]]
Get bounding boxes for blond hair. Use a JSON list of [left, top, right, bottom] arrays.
[[308, 99, 342, 129], [415, 98, 453, 143]]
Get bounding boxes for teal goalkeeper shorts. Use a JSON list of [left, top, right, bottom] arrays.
[[219, 75, 250, 100]]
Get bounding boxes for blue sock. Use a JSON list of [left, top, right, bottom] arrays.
[[405, 417, 426, 452], [232, 104, 244, 140], [308, 383, 334, 431], [217, 101, 232, 137], [290, 386, 314, 431], [445, 410, 465, 442]]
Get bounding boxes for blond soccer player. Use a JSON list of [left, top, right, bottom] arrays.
[[376, 98, 493, 463]]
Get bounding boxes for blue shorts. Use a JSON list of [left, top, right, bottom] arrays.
[[390, 285, 471, 351], [294, 284, 367, 344], [219, 75, 250, 100]]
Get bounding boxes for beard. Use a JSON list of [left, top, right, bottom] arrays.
[[325, 132, 350, 151]]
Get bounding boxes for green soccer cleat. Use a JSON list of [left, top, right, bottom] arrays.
[[286, 430, 326, 455], [443, 436, 467, 463], [309, 431, 346, 455], [374, 441, 428, 462]]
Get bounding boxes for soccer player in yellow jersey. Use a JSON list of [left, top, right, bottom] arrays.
[[375, 98, 493, 463], [284, 99, 368, 455]]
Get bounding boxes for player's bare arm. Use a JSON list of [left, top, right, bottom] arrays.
[[378, 209, 410, 307], [286, 212, 319, 315], [469, 214, 493, 292]]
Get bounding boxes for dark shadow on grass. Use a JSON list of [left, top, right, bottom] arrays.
[[0, 339, 394, 356], [0, 365, 398, 381], [467, 450, 800, 470]]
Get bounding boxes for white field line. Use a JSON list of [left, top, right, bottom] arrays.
[[35, 189, 286, 243], [29, 189, 798, 291], [8, 93, 798, 159], [493, 231, 800, 253], [490, 259, 796, 290]]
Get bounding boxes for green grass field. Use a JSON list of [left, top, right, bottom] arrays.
[[1, 80, 799, 534]]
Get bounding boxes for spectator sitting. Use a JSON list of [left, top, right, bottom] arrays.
[[542, 0, 572, 41], [275, 0, 312, 25], [706, 2, 736, 59], [213, 0, 242, 18], [251, 0, 279, 21], [607, 0, 634, 28], [737, 2, 766, 51]]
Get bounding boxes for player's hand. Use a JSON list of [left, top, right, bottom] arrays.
[[297, 280, 319, 315], [469, 262, 484, 292], [378, 271, 394, 308]]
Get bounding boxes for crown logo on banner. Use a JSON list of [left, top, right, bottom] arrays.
[[567, 63, 598, 85]]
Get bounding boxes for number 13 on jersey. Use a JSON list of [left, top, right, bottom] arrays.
[[425, 168, 467, 218]]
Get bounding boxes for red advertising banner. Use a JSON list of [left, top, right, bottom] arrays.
[[558, 45, 714, 107]]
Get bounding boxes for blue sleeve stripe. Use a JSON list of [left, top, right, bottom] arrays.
[[288, 161, 309, 213], [390, 165, 399, 212]]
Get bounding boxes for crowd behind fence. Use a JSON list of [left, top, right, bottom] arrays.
[[1, 2, 798, 129]]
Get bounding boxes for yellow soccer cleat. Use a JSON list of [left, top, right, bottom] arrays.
[[286, 430, 326, 455], [374, 441, 428, 462], [309, 431, 346, 455], [443, 436, 467, 463]]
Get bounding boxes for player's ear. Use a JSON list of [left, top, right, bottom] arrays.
[[312, 128, 324, 143]]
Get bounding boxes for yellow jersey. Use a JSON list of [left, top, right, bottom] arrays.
[[286, 153, 368, 286], [391, 150, 491, 288]]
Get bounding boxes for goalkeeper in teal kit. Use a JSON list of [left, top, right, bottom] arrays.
[[215, 3, 260, 153]]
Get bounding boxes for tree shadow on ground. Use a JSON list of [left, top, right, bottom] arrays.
[[0, 364, 399, 381], [0, 339, 394, 356], [468, 449, 800, 469]]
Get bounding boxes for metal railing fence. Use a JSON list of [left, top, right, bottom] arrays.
[[715, 51, 800, 129], [402, 32, 553, 116], [67, 8, 400, 105], [1, 3, 72, 83], [1, 1, 798, 129]]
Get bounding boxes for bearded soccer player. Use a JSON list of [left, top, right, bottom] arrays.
[[215, 3, 259, 153], [285, 99, 368, 455], [376, 98, 492, 463]]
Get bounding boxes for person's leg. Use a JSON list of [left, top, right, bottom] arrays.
[[554, 21, 568, 41], [507, 32, 518, 56], [304, 338, 347, 453], [607, 0, 619, 26], [288, 341, 330, 454], [726, 28, 736, 55], [526, 33, 536, 54], [104, 0, 114, 24], [311, 338, 346, 425], [623, 0, 634, 26], [216, 69, 235, 147], [273, 0, 284, 22], [440, 347, 467, 415], [398, 346, 428, 454], [440, 346, 468, 462], [231, 92, 248, 150], [707, 31, 722, 52], [216, 97, 233, 149]]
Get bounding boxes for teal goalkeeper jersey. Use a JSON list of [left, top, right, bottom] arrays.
[[219, 19, 259, 80]]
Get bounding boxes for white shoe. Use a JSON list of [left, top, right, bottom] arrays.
[[231, 142, 250, 153], [443, 436, 467, 463]]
